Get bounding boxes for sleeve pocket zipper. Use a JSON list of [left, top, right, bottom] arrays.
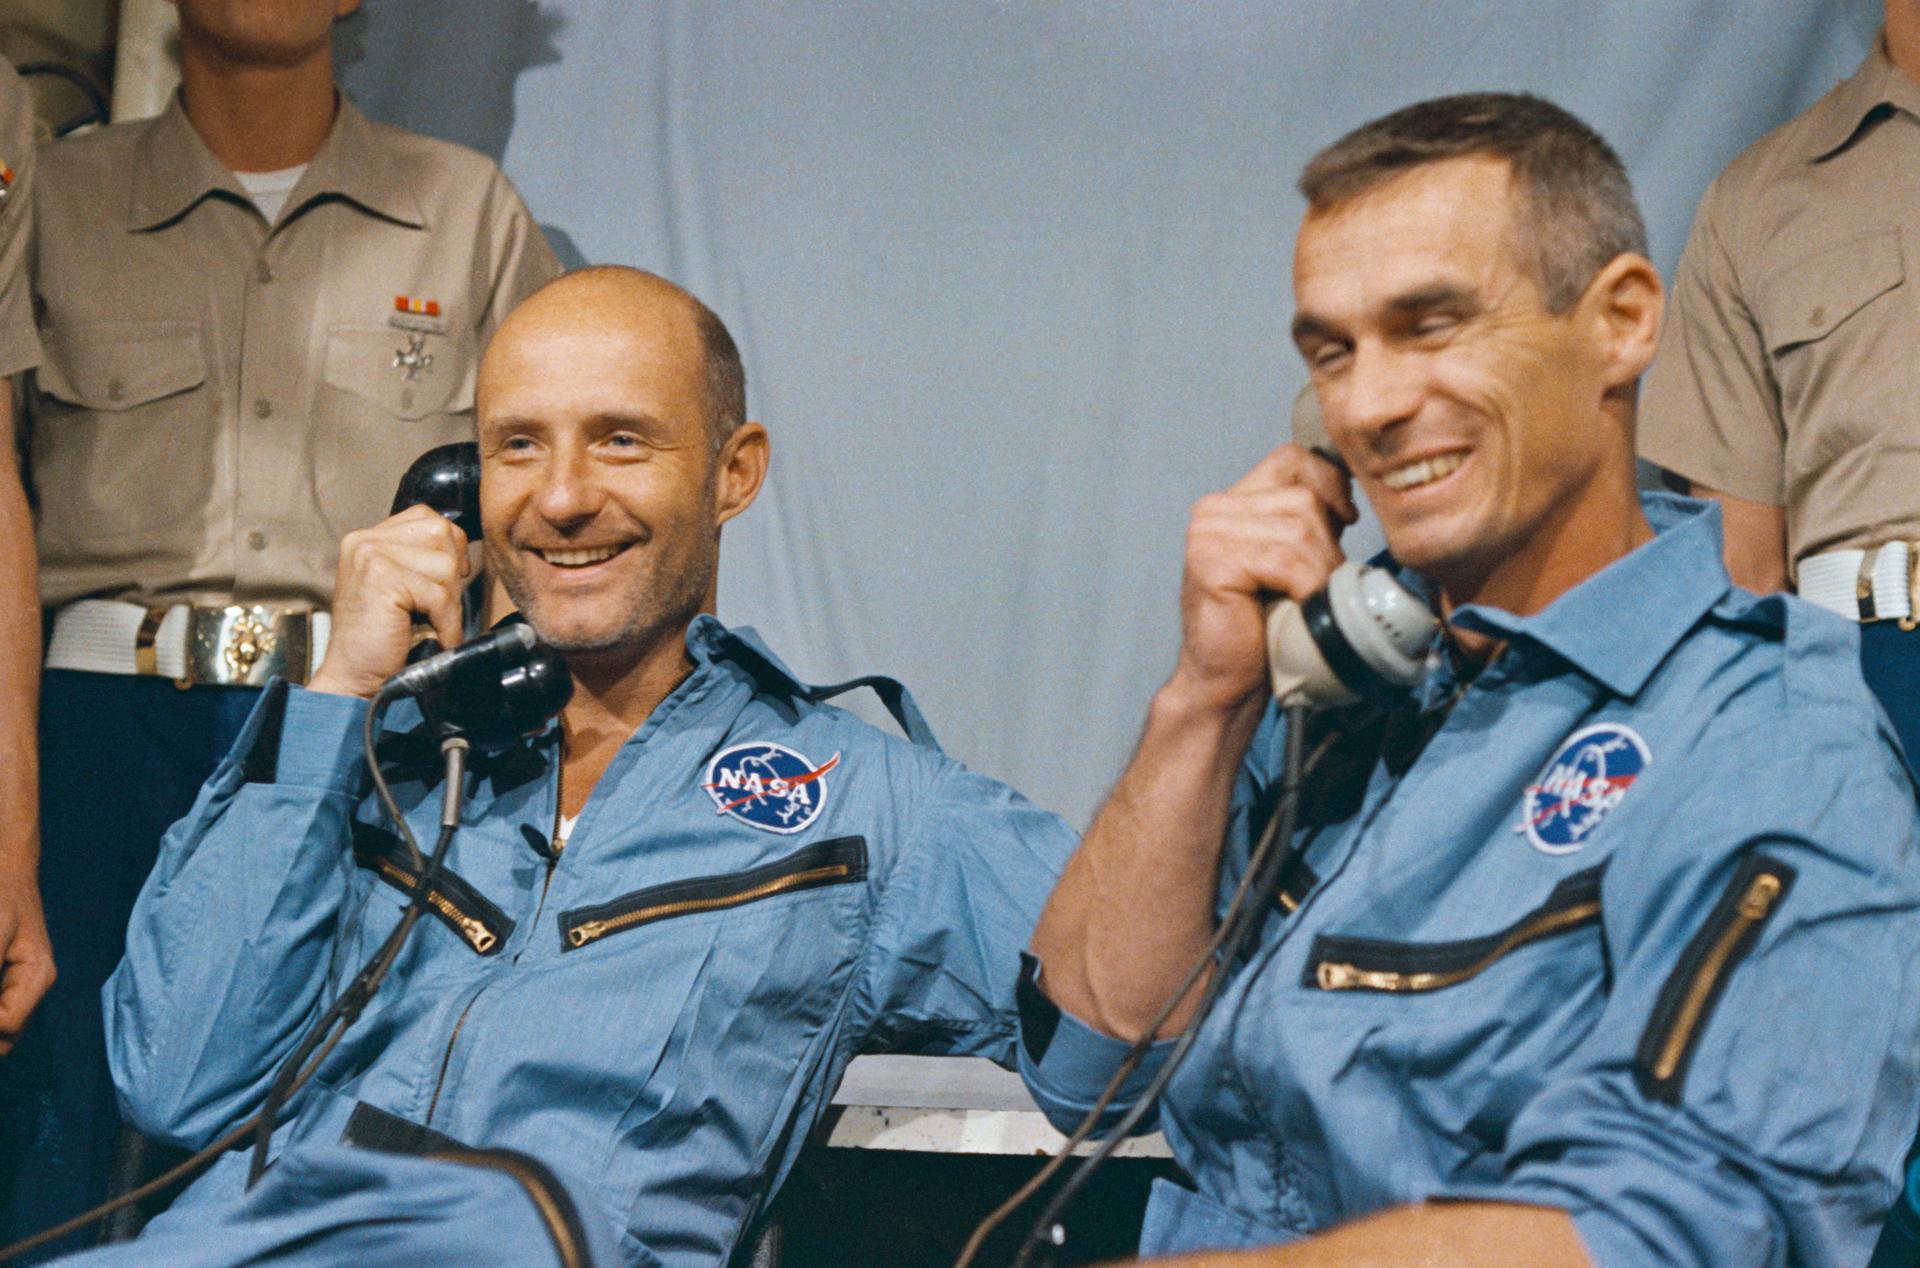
[[1635, 853, 1793, 1103], [1305, 865, 1605, 994], [559, 835, 867, 951], [351, 821, 515, 956]]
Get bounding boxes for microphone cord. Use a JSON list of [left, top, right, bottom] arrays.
[[953, 704, 1321, 1268], [0, 693, 466, 1262]]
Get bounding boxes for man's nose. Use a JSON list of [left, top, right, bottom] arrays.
[[533, 447, 604, 525], [1331, 342, 1425, 445]]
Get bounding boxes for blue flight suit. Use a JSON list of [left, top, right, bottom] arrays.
[[1021, 495, 1920, 1266], [89, 617, 1076, 1266]]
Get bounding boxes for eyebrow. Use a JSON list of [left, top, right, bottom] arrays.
[[1291, 283, 1481, 348], [1384, 283, 1478, 317]]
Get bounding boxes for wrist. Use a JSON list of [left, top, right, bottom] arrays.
[[306, 662, 382, 701]]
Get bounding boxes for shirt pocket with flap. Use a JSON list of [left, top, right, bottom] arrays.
[[322, 324, 476, 421], [29, 319, 212, 541], [314, 325, 478, 538], [1753, 228, 1907, 448]]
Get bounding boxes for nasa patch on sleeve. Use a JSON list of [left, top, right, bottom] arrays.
[[703, 742, 839, 834], [1517, 723, 1651, 855]]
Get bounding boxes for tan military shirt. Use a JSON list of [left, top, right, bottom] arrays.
[[1640, 41, 1920, 571], [26, 94, 561, 609], [0, 60, 39, 382]]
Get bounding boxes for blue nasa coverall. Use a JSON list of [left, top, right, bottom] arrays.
[[83, 617, 1076, 1266], [1020, 495, 1920, 1266]]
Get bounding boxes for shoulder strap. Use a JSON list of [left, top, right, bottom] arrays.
[[802, 674, 942, 753]]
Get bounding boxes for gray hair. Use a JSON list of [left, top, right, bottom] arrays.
[[1300, 93, 1648, 313]]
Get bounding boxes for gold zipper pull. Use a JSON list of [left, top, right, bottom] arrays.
[[567, 921, 604, 948], [1737, 872, 1782, 920], [1316, 960, 1414, 992], [457, 915, 498, 954]]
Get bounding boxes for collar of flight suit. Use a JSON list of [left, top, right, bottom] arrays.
[[1803, 36, 1920, 162], [1444, 493, 1731, 701], [127, 90, 426, 232]]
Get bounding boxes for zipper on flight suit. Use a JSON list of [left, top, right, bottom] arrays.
[[559, 836, 868, 951], [428, 733, 567, 1126], [1305, 865, 1605, 993], [1635, 854, 1793, 1102], [352, 824, 514, 956]]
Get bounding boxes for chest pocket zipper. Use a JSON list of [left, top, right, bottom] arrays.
[[1305, 865, 1605, 994], [560, 835, 867, 951], [1635, 854, 1793, 1102], [352, 822, 515, 956]]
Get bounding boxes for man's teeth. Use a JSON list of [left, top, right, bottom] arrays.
[[1380, 453, 1465, 492], [539, 545, 624, 567]]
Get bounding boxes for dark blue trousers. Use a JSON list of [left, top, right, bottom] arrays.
[[1863, 623, 1920, 1268], [0, 673, 260, 1261]]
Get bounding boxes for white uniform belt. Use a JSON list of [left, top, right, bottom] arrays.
[[46, 600, 331, 686], [1797, 543, 1915, 624]]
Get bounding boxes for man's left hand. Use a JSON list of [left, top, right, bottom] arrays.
[[0, 857, 55, 1054]]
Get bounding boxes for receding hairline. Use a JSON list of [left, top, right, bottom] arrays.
[[482, 265, 748, 447]]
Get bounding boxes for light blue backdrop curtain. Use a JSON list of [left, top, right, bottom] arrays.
[[339, 1, 1877, 827]]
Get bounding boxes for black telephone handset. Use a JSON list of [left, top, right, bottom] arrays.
[[390, 441, 483, 538], [390, 442, 570, 743]]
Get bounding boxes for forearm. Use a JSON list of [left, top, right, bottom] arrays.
[[1686, 483, 1788, 594], [0, 405, 37, 877], [1029, 673, 1267, 1040], [1141, 1201, 1588, 1268]]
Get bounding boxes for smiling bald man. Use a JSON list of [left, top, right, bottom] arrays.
[[63, 268, 1076, 1266]]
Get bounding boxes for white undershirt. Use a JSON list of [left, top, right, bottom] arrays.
[[234, 163, 307, 223], [556, 812, 581, 851]]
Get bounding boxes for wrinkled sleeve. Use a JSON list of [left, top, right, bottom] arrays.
[[1442, 742, 1920, 1266], [104, 683, 371, 1149], [853, 760, 1079, 1067], [1638, 177, 1785, 507]]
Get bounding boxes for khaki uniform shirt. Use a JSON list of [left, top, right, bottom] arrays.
[[1640, 42, 1920, 572], [0, 60, 39, 381], [27, 94, 561, 609]]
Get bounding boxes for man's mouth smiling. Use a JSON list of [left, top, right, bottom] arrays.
[[1378, 451, 1467, 493], [532, 543, 632, 569]]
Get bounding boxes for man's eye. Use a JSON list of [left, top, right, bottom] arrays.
[[1309, 345, 1351, 372], [1413, 314, 1459, 338]]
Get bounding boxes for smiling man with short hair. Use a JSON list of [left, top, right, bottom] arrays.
[[1020, 94, 1920, 1266]]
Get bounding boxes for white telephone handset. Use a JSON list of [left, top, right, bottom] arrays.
[[1265, 561, 1437, 708]]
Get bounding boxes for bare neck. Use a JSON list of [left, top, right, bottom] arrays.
[[178, 47, 338, 173], [559, 631, 697, 764], [1435, 457, 1652, 658], [1888, 11, 1920, 86]]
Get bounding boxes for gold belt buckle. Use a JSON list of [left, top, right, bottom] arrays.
[[183, 605, 312, 687]]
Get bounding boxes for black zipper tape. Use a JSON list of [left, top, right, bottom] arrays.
[[1303, 864, 1606, 992], [351, 820, 516, 955], [558, 835, 867, 952], [1634, 853, 1795, 1104]]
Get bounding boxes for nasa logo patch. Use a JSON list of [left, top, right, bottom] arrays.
[[1518, 723, 1651, 855], [703, 742, 839, 834]]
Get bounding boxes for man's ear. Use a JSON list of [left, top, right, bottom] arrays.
[[336, 0, 364, 18], [1581, 252, 1663, 390], [714, 422, 769, 528]]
